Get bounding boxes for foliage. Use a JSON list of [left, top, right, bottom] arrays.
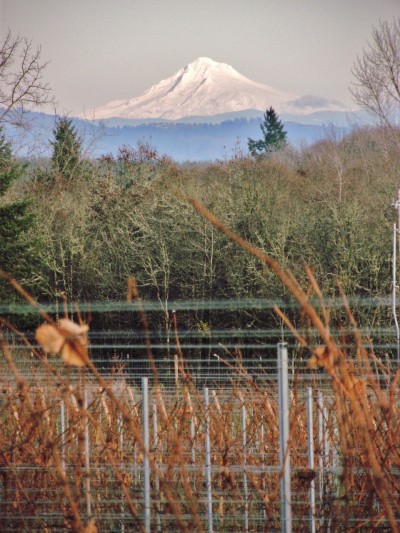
[[248, 106, 287, 156], [0, 128, 44, 300], [7, 127, 398, 334], [51, 117, 84, 180], [99, 139, 171, 188]]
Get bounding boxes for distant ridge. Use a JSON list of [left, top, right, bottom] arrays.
[[92, 109, 364, 128], [7, 109, 356, 162]]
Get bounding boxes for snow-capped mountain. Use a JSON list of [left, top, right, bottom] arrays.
[[84, 57, 346, 121]]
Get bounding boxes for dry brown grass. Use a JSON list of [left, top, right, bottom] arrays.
[[0, 335, 399, 531]]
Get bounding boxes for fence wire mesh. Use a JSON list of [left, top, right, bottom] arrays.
[[0, 297, 399, 531]]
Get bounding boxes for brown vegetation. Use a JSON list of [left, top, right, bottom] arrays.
[[1, 187, 400, 529]]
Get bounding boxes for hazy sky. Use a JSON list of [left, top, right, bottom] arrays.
[[1, 0, 399, 116]]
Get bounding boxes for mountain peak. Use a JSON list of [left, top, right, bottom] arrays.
[[164, 56, 243, 95], [186, 56, 233, 70], [191, 56, 217, 65], [83, 58, 342, 121]]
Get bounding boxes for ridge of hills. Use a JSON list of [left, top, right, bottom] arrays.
[[5, 110, 364, 162]]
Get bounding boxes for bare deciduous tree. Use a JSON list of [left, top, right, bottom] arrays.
[[0, 30, 53, 126], [350, 18, 400, 127]]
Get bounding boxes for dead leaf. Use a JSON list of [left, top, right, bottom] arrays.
[[58, 318, 89, 337], [308, 345, 327, 369], [35, 323, 64, 355], [35, 319, 89, 367]]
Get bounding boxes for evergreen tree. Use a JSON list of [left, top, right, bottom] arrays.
[[51, 117, 83, 179], [0, 128, 44, 300], [248, 107, 287, 156]]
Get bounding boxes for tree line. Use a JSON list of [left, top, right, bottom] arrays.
[[1, 116, 399, 339]]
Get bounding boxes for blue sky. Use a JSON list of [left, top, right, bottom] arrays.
[[1, 0, 399, 115]]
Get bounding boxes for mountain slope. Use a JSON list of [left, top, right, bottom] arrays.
[[85, 57, 301, 120]]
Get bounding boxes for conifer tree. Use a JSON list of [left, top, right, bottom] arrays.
[[0, 128, 43, 300], [248, 106, 287, 156], [51, 117, 83, 179]]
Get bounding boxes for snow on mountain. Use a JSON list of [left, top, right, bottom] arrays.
[[83, 57, 347, 121], [84, 57, 297, 120]]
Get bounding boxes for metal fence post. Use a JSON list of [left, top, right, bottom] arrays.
[[152, 398, 161, 532], [278, 342, 292, 533], [60, 399, 66, 471], [324, 406, 330, 475], [84, 385, 92, 518], [142, 377, 150, 533], [261, 419, 266, 521], [191, 411, 196, 466], [117, 385, 125, 533], [307, 388, 316, 533], [119, 408, 125, 533], [242, 402, 249, 532], [392, 223, 400, 363], [317, 390, 324, 501], [204, 387, 213, 533]]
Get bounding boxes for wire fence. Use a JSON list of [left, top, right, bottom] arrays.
[[0, 297, 399, 531], [0, 376, 340, 531]]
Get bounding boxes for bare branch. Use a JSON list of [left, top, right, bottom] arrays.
[[0, 30, 53, 126], [350, 19, 400, 127]]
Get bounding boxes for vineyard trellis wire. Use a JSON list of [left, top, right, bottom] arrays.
[[0, 296, 400, 531]]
